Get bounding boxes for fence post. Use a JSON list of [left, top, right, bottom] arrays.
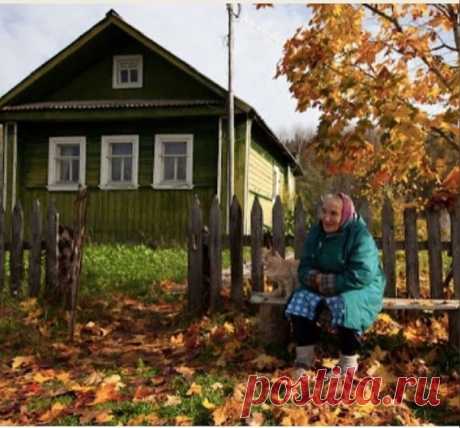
[[209, 196, 222, 312], [29, 200, 42, 297], [187, 195, 204, 315], [449, 198, 460, 348], [45, 201, 59, 301], [294, 197, 306, 260], [10, 201, 23, 297], [251, 196, 263, 292], [0, 200, 4, 294], [272, 195, 285, 258], [426, 207, 443, 299], [403, 206, 420, 299], [382, 197, 396, 297], [230, 196, 243, 305]]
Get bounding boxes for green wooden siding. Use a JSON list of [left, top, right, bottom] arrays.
[[18, 117, 218, 243]]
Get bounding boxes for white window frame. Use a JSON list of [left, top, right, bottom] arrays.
[[47, 137, 86, 191], [153, 134, 194, 190], [112, 55, 143, 89], [99, 135, 139, 190]]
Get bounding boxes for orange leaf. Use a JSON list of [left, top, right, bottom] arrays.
[[90, 383, 121, 406]]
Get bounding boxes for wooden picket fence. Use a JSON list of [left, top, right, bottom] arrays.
[[187, 194, 460, 348], [0, 200, 60, 299]]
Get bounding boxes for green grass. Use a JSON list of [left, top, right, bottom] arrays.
[[156, 373, 234, 425], [80, 244, 188, 298]]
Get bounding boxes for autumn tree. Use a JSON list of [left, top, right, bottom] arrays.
[[275, 4, 460, 203]]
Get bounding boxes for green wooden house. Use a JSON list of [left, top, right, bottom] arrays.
[[0, 10, 299, 243]]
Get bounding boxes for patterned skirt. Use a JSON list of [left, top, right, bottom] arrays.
[[284, 288, 346, 328]]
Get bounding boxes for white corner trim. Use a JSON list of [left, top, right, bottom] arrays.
[[48, 136, 86, 190], [3, 123, 9, 210], [217, 117, 222, 203], [112, 55, 143, 89], [153, 134, 194, 190], [272, 164, 281, 201], [99, 134, 139, 190], [11, 123, 17, 212], [243, 116, 252, 234]]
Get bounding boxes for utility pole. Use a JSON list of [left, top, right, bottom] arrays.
[[226, 3, 240, 232]]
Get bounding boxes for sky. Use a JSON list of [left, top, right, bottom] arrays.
[[0, 3, 321, 138]]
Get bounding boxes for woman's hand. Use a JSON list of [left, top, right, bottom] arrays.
[[306, 271, 321, 292]]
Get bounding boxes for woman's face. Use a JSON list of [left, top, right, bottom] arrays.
[[320, 197, 343, 233]]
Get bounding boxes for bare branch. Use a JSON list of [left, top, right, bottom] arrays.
[[431, 127, 460, 153]]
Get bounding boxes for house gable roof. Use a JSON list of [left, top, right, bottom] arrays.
[[0, 9, 300, 171]]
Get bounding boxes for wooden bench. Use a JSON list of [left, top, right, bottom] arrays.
[[251, 293, 460, 311], [250, 292, 460, 348]]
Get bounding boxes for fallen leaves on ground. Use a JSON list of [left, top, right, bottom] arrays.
[[1, 284, 459, 426]]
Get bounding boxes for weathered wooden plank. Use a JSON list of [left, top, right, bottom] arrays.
[[208, 196, 222, 312], [426, 207, 443, 299], [28, 200, 42, 297], [404, 207, 420, 299], [230, 196, 243, 305], [272, 195, 285, 258], [9, 201, 23, 297], [250, 196, 263, 293], [187, 195, 203, 315], [449, 199, 460, 348], [0, 201, 4, 293], [294, 197, 306, 260], [250, 292, 460, 310], [45, 201, 59, 301], [382, 197, 396, 297]]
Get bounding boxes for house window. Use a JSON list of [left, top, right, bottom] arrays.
[[100, 135, 139, 189], [48, 137, 86, 191], [113, 55, 143, 88], [153, 134, 193, 189]]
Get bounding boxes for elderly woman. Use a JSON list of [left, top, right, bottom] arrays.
[[285, 193, 385, 374]]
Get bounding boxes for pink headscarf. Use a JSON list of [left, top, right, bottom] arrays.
[[337, 192, 357, 227]]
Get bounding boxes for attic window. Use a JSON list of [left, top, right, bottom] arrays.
[[113, 55, 143, 88]]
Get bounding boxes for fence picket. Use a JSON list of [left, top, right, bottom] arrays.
[[426, 207, 443, 299], [404, 207, 420, 299], [209, 196, 222, 312], [382, 197, 396, 297], [449, 199, 460, 347], [294, 197, 306, 260], [251, 196, 263, 292], [187, 195, 204, 315], [10, 202, 23, 297], [45, 201, 59, 301], [230, 196, 243, 304], [29, 200, 42, 297], [272, 196, 285, 258]]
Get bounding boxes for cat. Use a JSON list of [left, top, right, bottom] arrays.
[[262, 248, 299, 297]]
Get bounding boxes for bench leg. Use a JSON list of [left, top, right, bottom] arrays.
[[257, 304, 290, 347]]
